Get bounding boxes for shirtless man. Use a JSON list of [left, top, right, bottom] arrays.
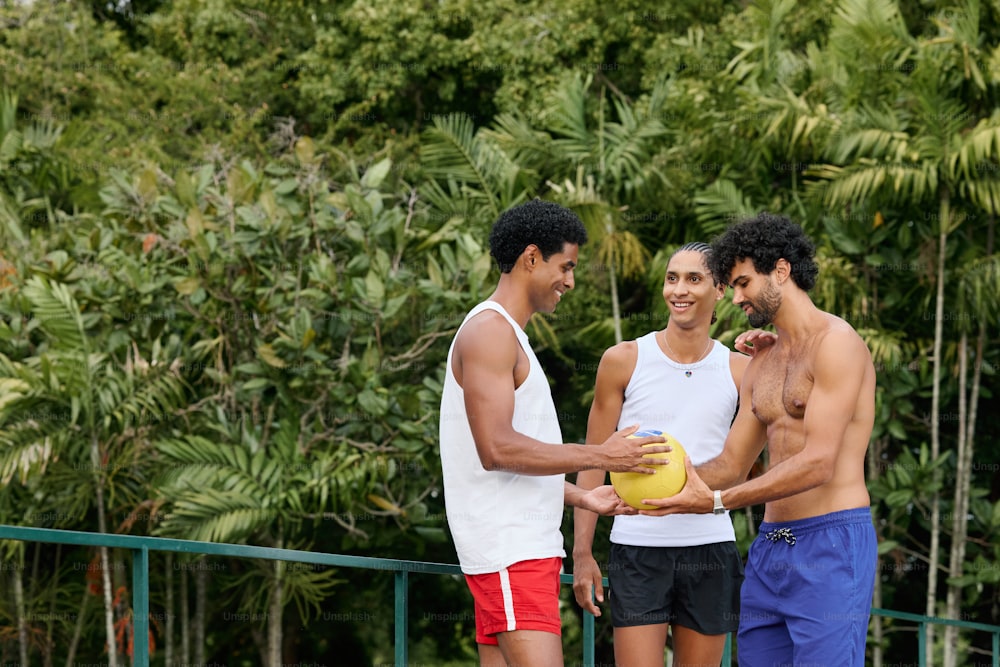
[[640, 212, 877, 666]]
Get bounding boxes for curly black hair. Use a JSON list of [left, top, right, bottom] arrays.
[[488, 199, 588, 273], [708, 212, 818, 290]]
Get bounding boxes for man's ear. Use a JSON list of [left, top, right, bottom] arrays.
[[522, 244, 540, 270], [774, 258, 791, 284]]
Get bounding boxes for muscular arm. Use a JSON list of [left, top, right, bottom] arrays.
[[642, 330, 868, 514], [715, 330, 869, 510], [573, 344, 635, 547], [572, 343, 635, 615], [456, 312, 665, 475], [694, 352, 766, 489]]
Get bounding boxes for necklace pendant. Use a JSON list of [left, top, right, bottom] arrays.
[[685, 371, 693, 377]]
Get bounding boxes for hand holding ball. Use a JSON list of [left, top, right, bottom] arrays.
[[610, 430, 687, 510]]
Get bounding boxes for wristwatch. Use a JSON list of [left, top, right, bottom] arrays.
[[713, 489, 726, 515]]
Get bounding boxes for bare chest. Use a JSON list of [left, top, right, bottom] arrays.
[[751, 349, 814, 425]]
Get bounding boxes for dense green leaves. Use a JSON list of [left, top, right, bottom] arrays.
[[0, 0, 999, 663]]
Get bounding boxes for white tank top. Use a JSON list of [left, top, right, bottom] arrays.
[[610, 333, 739, 547], [440, 301, 566, 574]]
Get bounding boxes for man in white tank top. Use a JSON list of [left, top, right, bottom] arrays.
[[573, 243, 750, 666], [440, 199, 670, 667]]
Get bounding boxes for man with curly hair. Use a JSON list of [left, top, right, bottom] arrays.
[[641, 212, 877, 666], [439, 198, 669, 667]]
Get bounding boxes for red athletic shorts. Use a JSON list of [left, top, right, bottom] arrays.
[[463, 557, 563, 645]]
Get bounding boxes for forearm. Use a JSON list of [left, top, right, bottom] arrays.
[[481, 436, 606, 476], [695, 454, 748, 490], [718, 454, 832, 510], [565, 481, 588, 507], [572, 468, 606, 555]]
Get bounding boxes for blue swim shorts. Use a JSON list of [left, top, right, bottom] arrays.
[[738, 507, 877, 667]]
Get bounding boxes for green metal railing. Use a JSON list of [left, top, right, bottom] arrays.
[[1, 525, 998, 666]]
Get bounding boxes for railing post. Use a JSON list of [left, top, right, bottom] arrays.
[[722, 633, 732, 665], [583, 607, 595, 667], [993, 629, 998, 667], [918, 621, 927, 667], [132, 545, 150, 667], [395, 570, 408, 667]]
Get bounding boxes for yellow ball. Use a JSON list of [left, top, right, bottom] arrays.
[[610, 430, 687, 510]]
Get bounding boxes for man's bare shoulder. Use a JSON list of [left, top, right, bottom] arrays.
[[596, 339, 639, 383], [729, 349, 752, 387], [817, 313, 871, 352], [601, 339, 639, 364], [453, 309, 517, 358]]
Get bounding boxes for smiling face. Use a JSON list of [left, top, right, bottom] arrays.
[[728, 257, 782, 327], [530, 242, 579, 313], [662, 250, 723, 325]]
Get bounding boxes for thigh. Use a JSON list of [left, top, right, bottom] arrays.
[[787, 523, 877, 666], [497, 629, 563, 667], [672, 542, 743, 636], [609, 543, 675, 628], [477, 643, 506, 667], [613, 623, 669, 667], [737, 539, 792, 667], [465, 557, 563, 645], [670, 624, 728, 667]]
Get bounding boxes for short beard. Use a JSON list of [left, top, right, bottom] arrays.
[[746, 278, 781, 328]]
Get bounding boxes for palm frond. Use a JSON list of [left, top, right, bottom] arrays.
[[596, 230, 650, 282], [816, 160, 937, 206], [858, 328, 907, 369], [420, 114, 501, 220], [601, 104, 667, 195], [22, 276, 88, 352], [956, 178, 1000, 216], [0, 429, 55, 485], [101, 365, 189, 433], [953, 252, 1000, 331], [693, 179, 757, 235], [485, 112, 554, 173], [828, 119, 911, 164], [951, 119, 1000, 182], [158, 487, 278, 543], [547, 74, 594, 161], [830, 0, 913, 57]]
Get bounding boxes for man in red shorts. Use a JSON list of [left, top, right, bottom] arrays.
[[439, 199, 668, 666]]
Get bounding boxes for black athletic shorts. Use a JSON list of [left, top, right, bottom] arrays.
[[608, 541, 744, 634]]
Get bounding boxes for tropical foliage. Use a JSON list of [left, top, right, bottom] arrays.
[[0, 0, 998, 664]]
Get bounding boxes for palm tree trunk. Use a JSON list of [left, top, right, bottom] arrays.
[[195, 563, 207, 666], [92, 434, 119, 667], [269, 526, 285, 664], [869, 436, 886, 666], [43, 543, 61, 667], [942, 333, 968, 667], [14, 546, 28, 667], [944, 215, 991, 666], [165, 553, 174, 667], [181, 566, 190, 665], [64, 585, 91, 667], [268, 560, 284, 665], [609, 259, 622, 344], [925, 194, 949, 665]]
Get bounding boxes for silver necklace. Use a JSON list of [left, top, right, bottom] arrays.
[[660, 330, 713, 376]]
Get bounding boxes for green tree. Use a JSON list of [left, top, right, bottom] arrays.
[[486, 73, 672, 344], [810, 2, 1000, 661]]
